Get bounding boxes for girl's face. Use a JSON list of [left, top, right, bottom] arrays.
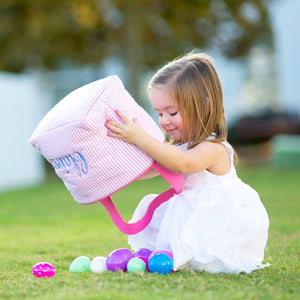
[[149, 87, 185, 141]]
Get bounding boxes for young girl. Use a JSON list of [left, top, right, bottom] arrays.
[[106, 52, 269, 274]]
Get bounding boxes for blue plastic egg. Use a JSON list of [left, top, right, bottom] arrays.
[[148, 253, 174, 274]]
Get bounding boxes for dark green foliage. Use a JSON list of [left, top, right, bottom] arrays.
[[0, 0, 273, 72]]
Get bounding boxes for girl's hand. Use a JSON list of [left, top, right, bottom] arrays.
[[105, 110, 146, 145]]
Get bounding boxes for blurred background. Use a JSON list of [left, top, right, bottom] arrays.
[[0, 0, 299, 192]]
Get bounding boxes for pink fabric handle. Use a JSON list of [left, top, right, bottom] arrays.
[[101, 188, 177, 234], [152, 161, 182, 193]]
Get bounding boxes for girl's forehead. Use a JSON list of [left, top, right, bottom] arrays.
[[149, 87, 178, 110]]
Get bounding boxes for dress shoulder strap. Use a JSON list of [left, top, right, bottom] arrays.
[[221, 141, 234, 166]]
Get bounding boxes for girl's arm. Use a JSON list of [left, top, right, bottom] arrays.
[[106, 111, 227, 174], [137, 167, 160, 180]]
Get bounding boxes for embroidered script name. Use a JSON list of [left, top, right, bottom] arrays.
[[50, 152, 88, 176]]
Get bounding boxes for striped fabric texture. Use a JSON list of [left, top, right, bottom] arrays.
[[29, 75, 165, 204]]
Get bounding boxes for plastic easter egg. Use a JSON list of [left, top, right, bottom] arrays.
[[137, 256, 150, 272], [69, 256, 91, 273], [32, 262, 55, 278], [90, 256, 107, 273], [149, 250, 173, 260], [134, 248, 152, 259], [127, 257, 146, 273], [106, 248, 134, 272], [148, 253, 174, 275]]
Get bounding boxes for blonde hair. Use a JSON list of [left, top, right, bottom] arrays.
[[148, 52, 228, 150]]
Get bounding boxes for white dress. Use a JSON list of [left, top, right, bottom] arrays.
[[128, 142, 269, 274]]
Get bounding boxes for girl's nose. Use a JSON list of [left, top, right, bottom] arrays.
[[162, 115, 171, 125]]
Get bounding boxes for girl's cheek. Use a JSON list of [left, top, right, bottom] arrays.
[[159, 120, 164, 129]]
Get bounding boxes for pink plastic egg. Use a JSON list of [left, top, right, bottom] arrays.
[[32, 262, 55, 278], [137, 256, 150, 272], [149, 250, 173, 260]]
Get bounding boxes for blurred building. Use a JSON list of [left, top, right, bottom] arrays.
[[225, 0, 300, 145], [218, 0, 300, 124], [0, 72, 50, 191], [270, 0, 300, 115]]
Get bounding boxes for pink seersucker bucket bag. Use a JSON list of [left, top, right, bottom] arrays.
[[29, 75, 182, 234]]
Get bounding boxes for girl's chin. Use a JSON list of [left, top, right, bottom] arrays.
[[170, 134, 182, 141], [169, 133, 187, 142], [166, 129, 184, 141]]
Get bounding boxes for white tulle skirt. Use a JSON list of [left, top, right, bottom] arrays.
[[128, 183, 269, 274]]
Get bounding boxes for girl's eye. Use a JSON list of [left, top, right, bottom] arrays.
[[170, 112, 177, 116]]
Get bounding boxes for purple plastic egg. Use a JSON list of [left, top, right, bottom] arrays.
[[106, 248, 134, 272], [134, 248, 152, 259]]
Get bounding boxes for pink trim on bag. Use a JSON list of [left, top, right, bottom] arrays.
[[81, 161, 183, 206], [98, 162, 182, 234], [101, 188, 177, 234], [152, 161, 182, 193]]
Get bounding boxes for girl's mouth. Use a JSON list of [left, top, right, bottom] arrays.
[[167, 128, 178, 137]]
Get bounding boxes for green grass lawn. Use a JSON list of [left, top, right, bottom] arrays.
[[0, 165, 299, 299]]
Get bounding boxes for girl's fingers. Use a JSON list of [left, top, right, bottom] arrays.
[[105, 111, 136, 136], [106, 121, 123, 132], [107, 132, 120, 138], [115, 110, 131, 123]]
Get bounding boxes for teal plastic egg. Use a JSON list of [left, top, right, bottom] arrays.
[[69, 256, 91, 273], [127, 257, 146, 273]]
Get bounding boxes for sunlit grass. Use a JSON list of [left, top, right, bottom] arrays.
[[0, 165, 299, 299]]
